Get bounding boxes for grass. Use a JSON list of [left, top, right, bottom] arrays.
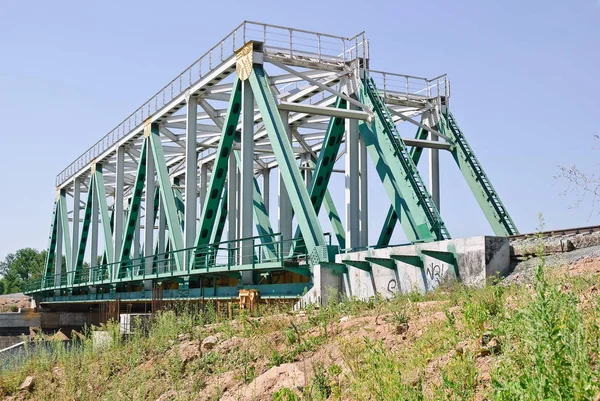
[[2, 249, 600, 400]]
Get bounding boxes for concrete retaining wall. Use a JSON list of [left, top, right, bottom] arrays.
[[297, 236, 510, 307], [41, 311, 100, 330]]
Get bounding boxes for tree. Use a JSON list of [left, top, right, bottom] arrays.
[[0, 248, 46, 294]]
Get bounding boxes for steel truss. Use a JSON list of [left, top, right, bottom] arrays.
[[26, 21, 518, 303]]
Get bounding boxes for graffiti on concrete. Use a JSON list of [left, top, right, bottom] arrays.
[[386, 279, 397, 295], [426, 262, 447, 283]]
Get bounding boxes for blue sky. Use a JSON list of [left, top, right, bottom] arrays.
[[0, 0, 598, 259]]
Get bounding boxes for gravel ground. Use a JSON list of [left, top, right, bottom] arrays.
[[503, 244, 600, 285]]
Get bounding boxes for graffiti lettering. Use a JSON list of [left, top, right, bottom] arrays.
[[426, 262, 446, 282], [387, 279, 397, 294]]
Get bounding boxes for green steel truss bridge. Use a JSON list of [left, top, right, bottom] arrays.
[[25, 21, 518, 304]]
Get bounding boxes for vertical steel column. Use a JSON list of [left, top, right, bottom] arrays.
[[144, 138, 155, 284], [55, 199, 63, 290], [262, 169, 270, 214], [278, 110, 293, 254], [428, 113, 440, 211], [71, 179, 81, 271], [228, 153, 238, 263], [240, 80, 255, 280], [236, 169, 241, 240], [185, 95, 198, 256], [114, 146, 125, 263], [359, 136, 369, 247], [345, 104, 360, 250], [90, 183, 99, 268]]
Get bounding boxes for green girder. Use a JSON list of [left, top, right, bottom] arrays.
[[172, 178, 185, 230], [117, 138, 147, 278], [439, 112, 519, 236], [193, 77, 242, 260], [74, 176, 95, 282], [148, 123, 185, 271], [210, 188, 228, 245], [359, 75, 450, 243], [292, 98, 346, 250], [377, 125, 429, 247], [322, 188, 346, 249], [42, 201, 59, 288], [58, 189, 73, 285], [249, 66, 326, 252]]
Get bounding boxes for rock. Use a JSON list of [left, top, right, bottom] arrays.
[[339, 315, 349, 323], [201, 335, 218, 352], [177, 333, 190, 342], [395, 323, 409, 335], [179, 341, 201, 364], [19, 376, 34, 391]]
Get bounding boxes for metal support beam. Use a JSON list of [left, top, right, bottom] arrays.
[[345, 101, 360, 250], [365, 257, 396, 270], [193, 77, 242, 259], [114, 146, 125, 263], [278, 110, 293, 255], [94, 165, 114, 266], [240, 79, 255, 282], [148, 123, 185, 271], [233, 150, 277, 259], [359, 76, 449, 242], [199, 163, 208, 212], [71, 179, 80, 277], [278, 102, 370, 121], [90, 183, 98, 270], [185, 95, 198, 254], [43, 201, 58, 288], [228, 153, 238, 260], [249, 66, 326, 252], [359, 136, 368, 248], [55, 200, 63, 289], [117, 139, 147, 279], [144, 140, 156, 283], [262, 169, 270, 214]]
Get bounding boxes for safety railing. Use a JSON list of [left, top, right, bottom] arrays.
[[368, 70, 449, 103], [55, 21, 368, 187], [26, 232, 335, 294]]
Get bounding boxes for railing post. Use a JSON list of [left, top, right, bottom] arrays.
[[289, 29, 293, 57], [317, 34, 321, 61]]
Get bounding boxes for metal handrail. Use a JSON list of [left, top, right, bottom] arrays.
[[55, 21, 368, 187], [26, 232, 316, 294]]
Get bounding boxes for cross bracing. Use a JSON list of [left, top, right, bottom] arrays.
[[26, 21, 518, 303]]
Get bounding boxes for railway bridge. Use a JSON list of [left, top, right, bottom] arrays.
[[24, 21, 518, 315]]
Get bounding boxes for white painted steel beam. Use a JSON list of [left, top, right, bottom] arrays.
[[240, 80, 254, 282], [345, 102, 360, 250], [113, 146, 125, 264], [278, 102, 370, 121], [185, 96, 198, 254], [278, 110, 293, 254]]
